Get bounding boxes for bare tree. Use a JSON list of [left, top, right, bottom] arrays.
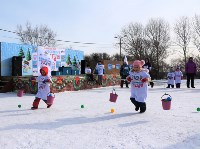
[[145, 18, 170, 79], [121, 22, 145, 59], [174, 16, 191, 65], [193, 14, 200, 51], [16, 22, 57, 47]]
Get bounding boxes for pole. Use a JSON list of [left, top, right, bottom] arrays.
[[119, 38, 121, 61]]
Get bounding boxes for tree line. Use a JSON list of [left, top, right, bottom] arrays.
[[16, 15, 200, 79]]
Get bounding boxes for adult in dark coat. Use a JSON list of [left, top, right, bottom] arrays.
[[143, 58, 152, 71], [120, 62, 130, 88], [185, 57, 197, 88], [143, 58, 154, 88]]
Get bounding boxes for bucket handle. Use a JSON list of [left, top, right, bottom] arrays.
[[161, 93, 171, 99], [112, 88, 117, 95]]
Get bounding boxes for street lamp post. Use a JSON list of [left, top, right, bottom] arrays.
[[114, 35, 126, 61], [119, 38, 122, 61]]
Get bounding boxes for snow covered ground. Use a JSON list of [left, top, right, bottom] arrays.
[[0, 80, 200, 149]]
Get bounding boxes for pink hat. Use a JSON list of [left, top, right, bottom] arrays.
[[133, 60, 145, 68]]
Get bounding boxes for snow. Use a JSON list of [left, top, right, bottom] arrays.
[[0, 80, 200, 149]]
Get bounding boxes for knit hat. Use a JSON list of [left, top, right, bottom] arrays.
[[40, 66, 48, 76], [133, 60, 145, 68], [124, 55, 128, 64]]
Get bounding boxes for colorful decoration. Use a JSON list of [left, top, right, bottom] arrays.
[[30, 77, 36, 86], [111, 108, 115, 113], [81, 105, 84, 108], [13, 74, 121, 93], [103, 75, 107, 80], [56, 77, 63, 84], [113, 74, 116, 79], [75, 76, 80, 85], [197, 107, 200, 112], [18, 104, 21, 108]]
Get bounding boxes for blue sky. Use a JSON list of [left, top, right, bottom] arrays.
[[1, 0, 200, 55]]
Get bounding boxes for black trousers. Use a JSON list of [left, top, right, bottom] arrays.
[[187, 73, 195, 87], [121, 75, 128, 88], [86, 74, 94, 81], [98, 75, 103, 85]]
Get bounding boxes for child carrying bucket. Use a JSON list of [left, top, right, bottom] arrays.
[[126, 60, 150, 113], [31, 66, 53, 110]]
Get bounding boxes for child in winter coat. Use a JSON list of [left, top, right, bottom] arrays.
[[174, 67, 183, 88], [31, 66, 52, 110], [126, 60, 150, 113], [166, 67, 175, 88]]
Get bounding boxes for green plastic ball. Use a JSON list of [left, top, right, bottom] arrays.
[[81, 105, 84, 108], [197, 107, 200, 112], [18, 105, 21, 108]]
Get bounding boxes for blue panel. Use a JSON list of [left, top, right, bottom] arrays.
[[1, 42, 35, 76], [71, 70, 80, 75]]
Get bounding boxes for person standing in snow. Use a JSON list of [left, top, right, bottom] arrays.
[[85, 64, 94, 81], [31, 66, 53, 110], [185, 57, 197, 88], [120, 61, 130, 88], [166, 67, 175, 88], [95, 61, 105, 85], [143, 58, 154, 88], [174, 66, 183, 88], [126, 60, 150, 113]]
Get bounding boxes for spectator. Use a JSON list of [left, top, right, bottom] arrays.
[[143, 58, 154, 88], [185, 57, 197, 88], [166, 67, 175, 88], [174, 66, 183, 88], [85, 64, 94, 81], [96, 61, 105, 85], [120, 61, 130, 88]]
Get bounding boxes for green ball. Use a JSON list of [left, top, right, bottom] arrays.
[[81, 105, 84, 108], [197, 107, 200, 111], [18, 105, 21, 108]]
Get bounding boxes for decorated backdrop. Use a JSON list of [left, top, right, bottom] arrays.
[[0, 42, 84, 76], [0, 42, 35, 76]]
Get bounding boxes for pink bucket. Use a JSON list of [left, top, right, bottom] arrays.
[[162, 100, 171, 110], [17, 90, 24, 97], [47, 96, 55, 104], [109, 93, 118, 102]]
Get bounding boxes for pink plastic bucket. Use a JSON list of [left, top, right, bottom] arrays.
[[109, 93, 118, 102], [17, 90, 24, 97], [47, 96, 54, 104], [162, 100, 171, 110]]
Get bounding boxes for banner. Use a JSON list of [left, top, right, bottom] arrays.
[[36, 47, 65, 76]]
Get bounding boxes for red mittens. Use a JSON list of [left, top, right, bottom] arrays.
[[126, 77, 132, 82], [141, 78, 148, 83]]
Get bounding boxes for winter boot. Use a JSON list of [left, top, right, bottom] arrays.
[[130, 98, 140, 111], [31, 98, 40, 110], [150, 81, 154, 88], [31, 107, 38, 110], [47, 104, 52, 108], [43, 100, 52, 108], [139, 102, 146, 113]]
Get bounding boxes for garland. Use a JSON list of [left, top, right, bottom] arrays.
[[73, 76, 83, 90]]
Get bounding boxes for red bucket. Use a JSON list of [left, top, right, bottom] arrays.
[[17, 90, 24, 97], [162, 100, 171, 110], [47, 96, 55, 104], [109, 92, 118, 102]]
